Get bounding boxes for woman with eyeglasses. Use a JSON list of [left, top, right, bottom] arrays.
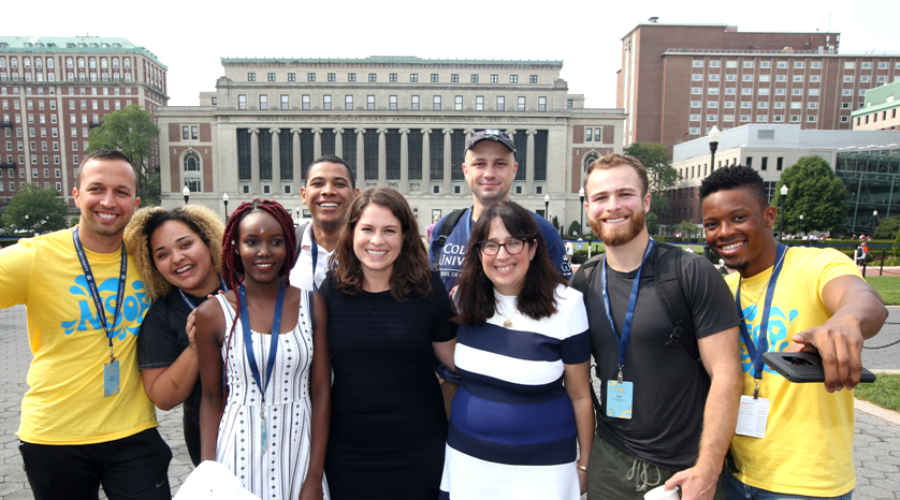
[[439, 201, 593, 499]]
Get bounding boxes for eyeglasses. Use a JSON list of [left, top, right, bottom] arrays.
[[479, 238, 527, 256]]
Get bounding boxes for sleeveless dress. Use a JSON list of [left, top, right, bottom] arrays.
[[214, 293, 330, 500]]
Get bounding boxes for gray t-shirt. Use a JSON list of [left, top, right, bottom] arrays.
[[584, 248, 739, 470]]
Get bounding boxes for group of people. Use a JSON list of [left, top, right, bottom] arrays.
[[0, 129, 887, 500]]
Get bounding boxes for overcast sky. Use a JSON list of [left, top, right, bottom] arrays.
[[9, 0, 899, 107]]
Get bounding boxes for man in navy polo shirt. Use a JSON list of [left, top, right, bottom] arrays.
[[428, 129, 571, 291]]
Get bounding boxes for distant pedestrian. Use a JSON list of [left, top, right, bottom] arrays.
[[0, 149, 172, 499]]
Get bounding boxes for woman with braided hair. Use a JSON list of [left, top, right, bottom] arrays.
[[195, 199, 331, 500]]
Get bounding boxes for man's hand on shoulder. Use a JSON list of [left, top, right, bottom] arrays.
[[664, 463, 719, 500]]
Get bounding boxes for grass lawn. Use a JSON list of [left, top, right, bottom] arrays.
[[866, 277, 900, 306], [855, 374, 900, 412]]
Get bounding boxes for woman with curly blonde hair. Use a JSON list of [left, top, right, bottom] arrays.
[[124, 204, 226, 465]]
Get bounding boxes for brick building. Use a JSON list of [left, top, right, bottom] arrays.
[[0, 36, 167, 208], [617, 22, 900, 153], [158, 56, 625, 233]]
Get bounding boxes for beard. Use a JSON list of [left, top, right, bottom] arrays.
[[589, 208, 646, 247]]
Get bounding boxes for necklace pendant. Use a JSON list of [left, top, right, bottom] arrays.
[[502, 319, 513, 329]]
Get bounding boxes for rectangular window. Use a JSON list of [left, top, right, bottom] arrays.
[[367, 95, 375, 110], [451, 74, 459, 83], [776, 75, 787, 82], [794, 61, 805, 69], [725, 88, 736, 95], [368, 73, 376, 82], [411, 95, 419, 110], [706, 114, 716, 121], [861, 76, 871, 83], [792, 89, 803, 95], [476, 96, 484, 111], [307, 73, 316, 82], [790, 115, 800, 122], [690, 114, 701, 121], [758, 88, 770, 96], [345, 95, 353, 110], [743, 61, 754, 68], [691, 88, 703, 95], [288, 73, 296, 82], [807, 115, 817, 122], [247, 72, 256, 82], [323, 95, 332, 110], [759, 75, 770, 82], [497, 96, 505, 111], [389, 73, 397, 82], [709, 61, 721, 68], [707, 101, 718, 108], [327, 73, 336, 82], [302, 94, 310, 110], [878, 62, 888, 69], [490, 74, 498, 83], [692, 74, 703, 81], [693, 60, 703, 67], [281, 94, 289, 110], [845, 62, 855, 69], [238, 94, 246, 110], [810, 75, 821, 82], [454, 95, 462, 110], [191, 126, 198, 140], [470, 74, 479, 83], [742, 88, 753, 95], [726, 61, 738, 68], [844, 76, 854, 83], [757, 115, 767, 122], [741, 102, 752, 108], [348, 73, 356, 82], [259, 94, 268, 110], [862, 62, 872, 69], [793, 75, 803, 82], [389, 95, 397, 110], [585, 127, 593, 141], [691, 101, 701, 108], [808, 102, 818, 109], [743, 75, 753, 81], [538, 96, 547, 112], [410, 73, 418, 82], [182, 126, 189, 140], [510, 75, 518, 83], [267, 73, 275, 82], [433, 95, 441, 111], [529, 75, 538, 83], [811, 62, 822, 69], [431, 74, 439, 83], [809, 89, 819, 96], [517, 96, 525, 111], [761, 61, 771, 68], [758, 101, 769, 108]]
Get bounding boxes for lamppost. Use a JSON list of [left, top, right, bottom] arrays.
[[708, 125, 721, 172], [222, 193, 230, 218], [779, 185, 788, 240], [873, 210, 878, 235], [544, 194, 550, 221], [182, 185, 190, 205], [578, 187, 585, 237], [799, 214, 804, 238]]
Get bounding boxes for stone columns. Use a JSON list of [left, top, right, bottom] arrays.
[[443, 128, 453, 193], [291, 128, 302, 194], [355, 128, 365, 188], [313, 128, 322, 160], [249, 128, 260, 194], [377, 128, 387, 186], [399, 128, 409, 194], [270, 129, 281, 189], [334, 128, 343, 158], [526, 129, 536, 194], [422, 129, 431, 188]]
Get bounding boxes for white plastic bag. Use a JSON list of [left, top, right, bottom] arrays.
[[173, 460, 262, 500]]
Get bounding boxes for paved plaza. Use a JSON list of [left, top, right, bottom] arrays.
[[0, 304, 899, 499]]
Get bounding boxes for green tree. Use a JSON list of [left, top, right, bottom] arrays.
[[567, 220, 582, 237], [772, 156, 848, 235], [624, 142, 681, 235], [1, 184, 70, 235], [675, 220, 700, 238], [875, 215, 900, 240], [87, 104, 161, 206], [551, 215, 560, 231]]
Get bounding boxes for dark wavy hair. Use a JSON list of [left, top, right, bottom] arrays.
[[699, 165, 768, 208], [454, 201, 566, 324], [332, 187, 432, 301]]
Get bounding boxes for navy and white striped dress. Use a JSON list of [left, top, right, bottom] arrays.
[[439, 284, 591, 500]]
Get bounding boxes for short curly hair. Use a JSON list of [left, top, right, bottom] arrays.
[[124, 205, 225, 301], [699, 165, 768, 208]]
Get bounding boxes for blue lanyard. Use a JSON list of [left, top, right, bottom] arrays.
[[736, 243, 788, 387], [177, 276, 228, 311], [238, 282, 284, 407], [72, 227, 127, 363], [601, 238, 655, 382], [310, 235, 319, 293]]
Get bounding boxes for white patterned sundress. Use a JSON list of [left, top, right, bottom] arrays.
[[214, 293, 330, 500]]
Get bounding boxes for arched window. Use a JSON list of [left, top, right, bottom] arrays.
[[583, 151, 600, 171], [184, 152, 200, 172]]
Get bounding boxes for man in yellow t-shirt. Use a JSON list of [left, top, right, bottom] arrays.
[[0, 150, 171, 500], [700, 165, 886, 499]]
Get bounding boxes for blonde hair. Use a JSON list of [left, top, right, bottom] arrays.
[[124, 205, 225, 301]]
